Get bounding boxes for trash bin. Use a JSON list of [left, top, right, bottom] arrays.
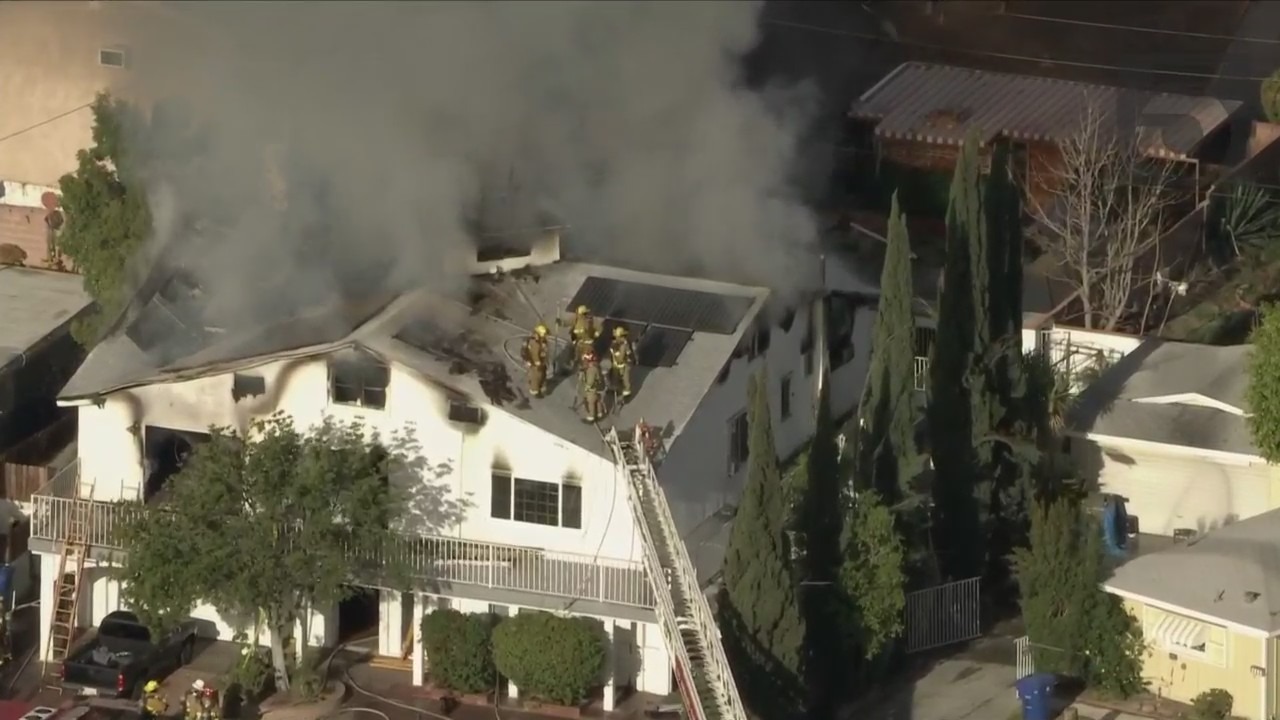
[[1014, 672, 1056, 720]]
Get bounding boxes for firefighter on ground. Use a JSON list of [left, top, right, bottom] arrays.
[[184, 679, 211, 720], [580, 350, 605, 422], [559, 305, 598, 368], [199, 684, 222, 720], [609, 325, 636, 400], [522, 324, 551, 397], [141, 679, 169, 719]]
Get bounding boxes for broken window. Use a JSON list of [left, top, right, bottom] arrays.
[[232, 373, 265, 401], [827, 294, 858, 368], [328, 353, 389, 409], [780, 373, 793, 421], [727, 411, 749, 476]]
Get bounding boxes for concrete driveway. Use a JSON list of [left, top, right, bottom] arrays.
[[848, 638, 1021, 720]]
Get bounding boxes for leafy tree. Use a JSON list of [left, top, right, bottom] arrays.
[[837, 490, 906, 661], [856, 192, 922, 506], [1012, 499, 1144, 698], [56, 93, 152, 345], [718, 369, 804, 717], [795, 383, 844, 718], [1263, 69, 1280, 124], [491, 612, 606, 706], [927, 133, 985, 581], [1248, 304, 1280, 462], [422, 610, 498, 694], [114, 413, 421, 694]]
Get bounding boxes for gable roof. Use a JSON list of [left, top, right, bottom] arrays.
[[1106, 507, 1280, 633], [61, 260, 767, 460], [1070, 339, 1254, 455], [851, 62, 1244, 160], [0, 266, 92, 367]]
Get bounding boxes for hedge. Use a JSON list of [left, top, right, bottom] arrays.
[[421, 609, 497, 694], [491, 611, 606, 706]]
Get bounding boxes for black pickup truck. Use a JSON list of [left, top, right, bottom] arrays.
[[60, 611, 199, 698]]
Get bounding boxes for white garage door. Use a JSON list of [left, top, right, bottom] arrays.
[[1090, 446, 1271, 536]]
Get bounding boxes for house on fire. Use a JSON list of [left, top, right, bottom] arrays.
[[32, 232, 879, 707]]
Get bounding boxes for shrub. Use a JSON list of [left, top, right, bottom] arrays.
[[1191, 689, 1233, 720], [0, 244, 26, 266], [492, 612, 606, 706], [421, 609, 497, 694], [1263, 69, 1280, 123]]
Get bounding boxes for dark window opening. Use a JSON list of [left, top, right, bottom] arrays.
[[143, 426, 212, 501], [728, 412, 749, 475], [751, 324, 772, 358], [779, 308, 797, 333], [448, 401, 485, 424], [232, 373, 266, 401], [913, 326, 936, 358], [827, 295, 858, 368], [780, 374, 793, 421], [476, 245, 532, 263], [329, 353, 389, 409], [491, 471, 513, 520], [490, 472, 580, 528], [562, 484, 583, 529]]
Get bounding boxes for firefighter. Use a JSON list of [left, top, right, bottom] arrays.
[[141, 679, 169, 720], [200, 685, 222, 720], [184, 679, 207, 720], [522, 324, 551, 397], [609, 325, 636, 399], [559, 305, 598, 369], [580, 350, 605, 422]]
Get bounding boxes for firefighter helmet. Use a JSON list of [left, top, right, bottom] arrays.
[[613, 326, 627, 338], [534, 324, 548, 337], [144, 680, 161, 693], [576, 305, 589, 315]]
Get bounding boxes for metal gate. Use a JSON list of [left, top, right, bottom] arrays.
[[1015, 635, 1034, 679], [904, 576, 981, 653]]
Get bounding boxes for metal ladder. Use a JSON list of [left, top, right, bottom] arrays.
[[42, 489, 91, 688], [606, 428, 747, 720]]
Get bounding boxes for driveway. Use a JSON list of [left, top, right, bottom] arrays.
[[848, 638, 1021, 720]]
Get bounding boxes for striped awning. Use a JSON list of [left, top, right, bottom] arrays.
[[1152, 614, 1207, 649]]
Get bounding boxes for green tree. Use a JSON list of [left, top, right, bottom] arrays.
[[795, 382, 844, 717], [1263, 69, 1280, 124], [491, 612, 606, 706], [927, 133, 985, 581], [1012, 499, 1144, 698], [56, 93, 152, 345], [856, 192, 922, 506], [718, 369, 804, 717], [837, 490, 906, 661], [114, 413, 427, 694], [1249, 304, 1280, 462]]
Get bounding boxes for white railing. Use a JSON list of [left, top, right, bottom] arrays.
[[30, 462, 653, 608], [904, 576, 981, 653], [913, 356, 929, 391]]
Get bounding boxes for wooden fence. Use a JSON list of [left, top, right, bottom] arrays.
[[0, 463, 50, 503]]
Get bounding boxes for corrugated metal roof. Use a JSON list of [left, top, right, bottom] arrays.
[[851, 62, 1244, 159]]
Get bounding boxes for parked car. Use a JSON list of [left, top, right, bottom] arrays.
[[60, 610, 199, 698]]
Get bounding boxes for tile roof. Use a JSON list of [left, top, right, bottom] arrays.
[[851, 62, 1244, 159]]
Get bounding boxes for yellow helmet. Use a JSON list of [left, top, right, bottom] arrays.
[[576, 305, 589, 315], [144, 680, 161, 693], [613, 326, 627, 338], [534, 324, 548, 337]]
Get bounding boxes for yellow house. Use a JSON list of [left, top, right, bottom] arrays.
[[1104, 509, 1280, 720]]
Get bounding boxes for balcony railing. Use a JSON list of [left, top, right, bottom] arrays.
[[30, 461, 654, 608], [914, 356, 929, 391]]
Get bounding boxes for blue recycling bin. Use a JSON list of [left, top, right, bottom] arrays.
[[1015, 672, 1055, 720]]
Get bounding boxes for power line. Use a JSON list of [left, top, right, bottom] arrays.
[[761, 17, 1274, 82], [0, 102, 94, 146], [998, 11, 1280, 46]]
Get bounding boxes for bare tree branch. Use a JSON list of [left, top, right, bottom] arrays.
[[1026, 98, 1182, 331]]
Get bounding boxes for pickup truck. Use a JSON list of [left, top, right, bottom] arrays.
[[60, 611, 199, 698]]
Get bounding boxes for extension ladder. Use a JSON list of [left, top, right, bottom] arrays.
[[606, 428, 747, 720], [42, 490, 91, 688]]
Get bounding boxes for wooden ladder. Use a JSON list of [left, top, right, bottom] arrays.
[[42, 491, 91, 689]]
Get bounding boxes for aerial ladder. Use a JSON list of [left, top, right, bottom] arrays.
[[606, 426, 748, 720], [42, 484, 91, 689]]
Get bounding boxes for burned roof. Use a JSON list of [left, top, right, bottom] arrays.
[[851, 62, 1243, 160]]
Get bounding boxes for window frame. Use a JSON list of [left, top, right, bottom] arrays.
[[779, 373, 793, 421], [328, 355, 390, 410], [489, 471, 582, 529], [727, 411, 749, 475]]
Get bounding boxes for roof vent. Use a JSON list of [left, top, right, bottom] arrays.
[[1245, 591, 1261, 604]]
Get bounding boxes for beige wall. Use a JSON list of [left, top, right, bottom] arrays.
[[1125, 599, 1266, 719]]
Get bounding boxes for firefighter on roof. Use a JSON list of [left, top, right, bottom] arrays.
[[609, 325, 636, 400], [559, 305, 598, 369], [580, 350, 605, 422], [141, 679, 169, 719], [522, 324, 551, 397]]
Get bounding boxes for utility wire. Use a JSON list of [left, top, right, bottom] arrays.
[[997, 11, 1280, 45], [760, 17, 1275, 82], [0, 102, 94, 146]]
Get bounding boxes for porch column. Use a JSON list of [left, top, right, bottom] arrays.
[[602, 621, 616, 712], [411, 593, 425, 687]]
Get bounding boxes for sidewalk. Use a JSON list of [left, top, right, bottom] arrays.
[[1070, 703, 1159, 720]]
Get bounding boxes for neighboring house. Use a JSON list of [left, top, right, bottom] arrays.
[[848, 62, 1245, 208], [1069, 339, 1276, 537], [1104, 509, 1280, 720], [32, 233, 878, 705]]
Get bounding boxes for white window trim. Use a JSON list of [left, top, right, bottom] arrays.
[[490, 471, 582, 530], [1142, 606, 1228, 668]]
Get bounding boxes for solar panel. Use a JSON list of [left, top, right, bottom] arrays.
[[636, 326, 692, 368], [567, 276, 754, 335]]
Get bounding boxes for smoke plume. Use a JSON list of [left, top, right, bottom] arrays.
[[122, 1, 819, 331]]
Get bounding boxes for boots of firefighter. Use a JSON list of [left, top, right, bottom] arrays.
[[584, 390, 602, 422], [614, 363, 632, 399]]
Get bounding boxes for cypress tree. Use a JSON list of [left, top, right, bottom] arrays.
[[856, 192, 921, 507], [718, 369, 804, 717], [927, 134, 985, 581]]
